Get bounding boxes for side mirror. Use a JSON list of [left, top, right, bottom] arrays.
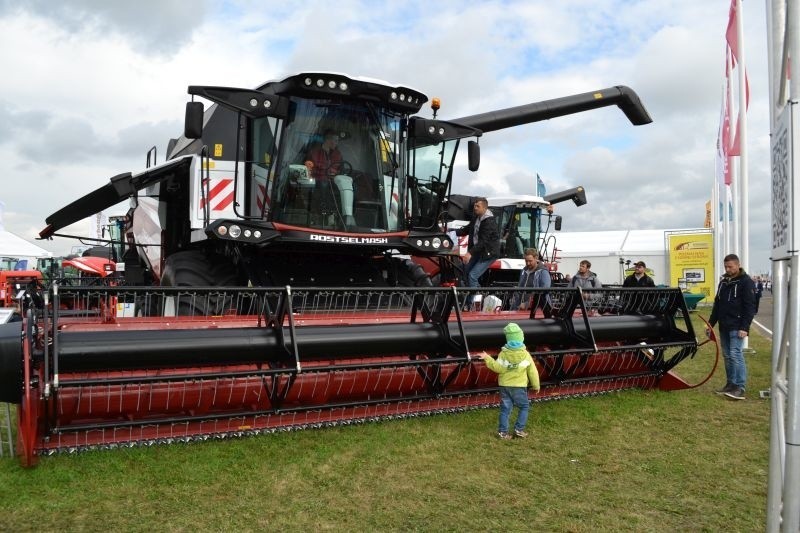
[[468, 141, 480, 171], [554, 215, 562, 231], [184, 101, 204, 139]]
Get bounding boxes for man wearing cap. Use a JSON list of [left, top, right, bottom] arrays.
[[477, 323, 541, 440], [623, 261, 656, 287]]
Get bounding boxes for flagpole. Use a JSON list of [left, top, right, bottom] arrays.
[[723, 184, 729, 255], [735, 0, 749, 274], [724, 76, 731, 256], [735, 0, 749, 352], [727, 46, 740, 257], [712, 181, 720, 283]]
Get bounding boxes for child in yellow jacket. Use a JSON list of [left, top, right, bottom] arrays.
[[477, 322, 540, 439]]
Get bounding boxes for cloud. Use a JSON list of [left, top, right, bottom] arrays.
[[1, 0, 208, 56]]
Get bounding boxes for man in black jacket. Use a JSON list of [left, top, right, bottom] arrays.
[[456, 197, 500, 309], [706, 254, 757, 400], [622, 261, 656, 287]]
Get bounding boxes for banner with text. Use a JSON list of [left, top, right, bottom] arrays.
[[667, 231, 715, 301]]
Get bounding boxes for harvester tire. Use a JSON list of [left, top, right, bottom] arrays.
[[0, 322, 23, 403], [161, 250, 240, 316], [393, 258, 433, 287]]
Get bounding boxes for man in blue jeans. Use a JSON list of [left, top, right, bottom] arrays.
[[456, 197, 500, 310], [706, 254, 757, 400]]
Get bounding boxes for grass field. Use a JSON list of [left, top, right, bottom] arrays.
[[0, 312, 772, 531]]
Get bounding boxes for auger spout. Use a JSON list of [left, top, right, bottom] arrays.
[[451, 86, 652, 134]]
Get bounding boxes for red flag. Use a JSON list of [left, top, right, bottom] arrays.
[[726, 58, 740, 159], [724, 0, 748, 158], [726, 0, 739, 63], [723, 83, 732, 185], [716, 80, 731, 186]]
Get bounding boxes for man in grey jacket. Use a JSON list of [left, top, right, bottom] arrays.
[[569, 260, 601, 290], [511, 249, 552, 317]]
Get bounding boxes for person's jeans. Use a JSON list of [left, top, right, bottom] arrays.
[[463, 254, 495, 308], [719, 328, 747, 389], [498, 386, 530, 433]]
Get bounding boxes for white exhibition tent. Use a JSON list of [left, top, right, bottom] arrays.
[[0, 201, 52, 263], [0, 229, 52, 261], [550, 229, 690, 286]]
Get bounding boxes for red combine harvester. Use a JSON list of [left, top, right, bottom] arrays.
[[61, 256, 115, 279], [0, 269, 42, 310], [0, 73, 715, 466]]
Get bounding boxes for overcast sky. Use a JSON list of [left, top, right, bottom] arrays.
[[0, 0, 773, 274]]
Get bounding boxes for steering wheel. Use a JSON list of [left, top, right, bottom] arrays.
[[333, 160, 353, 176]]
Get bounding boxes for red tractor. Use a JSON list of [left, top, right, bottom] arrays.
[[0, 270, 42, 311], [0, 73, 717, 466]]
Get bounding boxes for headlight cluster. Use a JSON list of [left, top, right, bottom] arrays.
[[216, 224, 263, 241], [289, 73, 426, 112], [248, 97, 273, 109], [303, 76, 349, 92], [407, 235, 453, 253], [390, 91, 422, 106]]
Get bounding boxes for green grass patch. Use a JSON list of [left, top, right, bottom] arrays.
[[0, 314, 770, 531]]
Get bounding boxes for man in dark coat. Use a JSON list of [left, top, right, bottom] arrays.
[[754, 277, 763, 313], [706, 254, 757, 400], [456, 197, 500, 309], [622, 261, 656, 287]]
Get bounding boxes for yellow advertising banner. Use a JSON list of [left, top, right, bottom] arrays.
[[668, 232, 715, 300]]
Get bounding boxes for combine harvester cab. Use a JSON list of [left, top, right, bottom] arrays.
[[0, 73, 717, 465]]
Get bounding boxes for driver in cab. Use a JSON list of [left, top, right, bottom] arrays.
[[305, 129, 342, 180]]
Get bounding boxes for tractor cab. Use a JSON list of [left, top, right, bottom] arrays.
[[491, 196, 552, 260]]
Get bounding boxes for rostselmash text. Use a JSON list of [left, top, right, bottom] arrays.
[[309, 234, 389, 244]]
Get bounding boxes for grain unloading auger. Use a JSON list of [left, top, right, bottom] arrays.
[[0, 284, 708, 466]]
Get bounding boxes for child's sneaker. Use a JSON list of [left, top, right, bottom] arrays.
[[514, 430, 529, 439], [497, 432, 512, 440]]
